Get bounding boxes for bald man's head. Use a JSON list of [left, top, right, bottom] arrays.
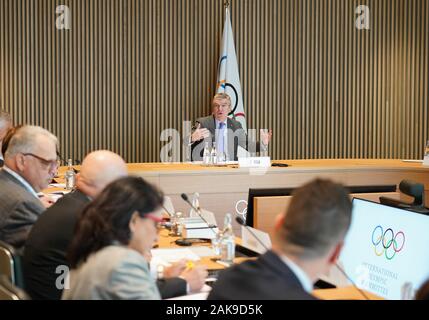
[[76, 150, 128, 198]]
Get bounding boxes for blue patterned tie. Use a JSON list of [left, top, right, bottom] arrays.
[[217, 122, 225, 154]]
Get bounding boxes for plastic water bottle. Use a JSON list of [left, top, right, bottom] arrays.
[[220, 213, 235, 265], [211, 146, 218, 165], [211, 229, 223, 258], [203, 142, 211, 165], [190, 192, 200, 217], [170, 211, 183, 236], [65, 159, 76, 190]]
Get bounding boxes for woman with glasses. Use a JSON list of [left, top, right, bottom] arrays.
[[63, 176, 164, 300]]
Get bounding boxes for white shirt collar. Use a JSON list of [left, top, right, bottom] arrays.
[[279, 254, 313, 293], [2, 166, 39, 198]]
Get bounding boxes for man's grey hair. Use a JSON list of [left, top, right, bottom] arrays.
[[4, 125, 58, 159], [212, 93, 232, 106], [0, 109, 11, 127]]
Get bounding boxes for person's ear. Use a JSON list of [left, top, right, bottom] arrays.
[[15, 154, 26, 171], [128, 211, 140, 233], [328, 241, 344, 264], [274, 213, 286, 232]]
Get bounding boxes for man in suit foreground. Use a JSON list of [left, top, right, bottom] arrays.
[[208, 178, 352, 300], [190, 93, 272, 161], [23, 150, 206, 299], [0, 125, 58, 249], [0, 109, 12, 167]]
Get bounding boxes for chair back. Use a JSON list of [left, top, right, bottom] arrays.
[[0, 275, 29, 300], [0, 241, 24, 288]]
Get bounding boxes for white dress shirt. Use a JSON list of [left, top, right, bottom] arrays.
[[215, 119, 228, 159]]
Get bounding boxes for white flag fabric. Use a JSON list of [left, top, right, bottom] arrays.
[[216, 7, 246, 131]]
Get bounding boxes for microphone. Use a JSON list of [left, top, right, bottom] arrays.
[[181, 193, 199, 212], [399, 180, 425, 206], [334, 263, 370, 300], [180, 193, 218, 236], [235, 216, 270, 252], [161, 204, 173, 218]]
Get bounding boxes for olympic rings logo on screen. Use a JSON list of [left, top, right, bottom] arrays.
[[371, 225, 405, 260]]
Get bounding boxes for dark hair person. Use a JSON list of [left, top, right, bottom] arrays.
[[63, 176, 164, 300]]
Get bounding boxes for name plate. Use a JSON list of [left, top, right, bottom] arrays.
[[238, 157, 271, 168]]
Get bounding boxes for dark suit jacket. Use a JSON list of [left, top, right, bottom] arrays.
[[191, 115, 265, 161], [0, 169, 45, 249], [22, 189, 90, 300], [23, 189, 187, 300], [207, 250, 317, 300]]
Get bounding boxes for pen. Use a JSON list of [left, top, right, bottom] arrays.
[[186, 261, 195, 270]]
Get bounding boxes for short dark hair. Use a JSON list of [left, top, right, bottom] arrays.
[[416, 279, 429, 300], [67, 176, 164, 268], [277, 179, 352, 259]]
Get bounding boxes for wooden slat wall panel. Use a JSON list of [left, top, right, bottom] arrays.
[[0, 0, 428, 162]]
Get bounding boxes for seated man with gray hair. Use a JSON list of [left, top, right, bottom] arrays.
[[190, 93, 272, 161], [0, 125, 58, 249], [0, 109, 12, 167]]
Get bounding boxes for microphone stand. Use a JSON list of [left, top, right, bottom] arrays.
[[235, 216, 269, 252]]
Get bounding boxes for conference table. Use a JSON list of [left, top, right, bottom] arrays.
[[55, 159, 429, 234], [52, 161, 402, 300], [125, 159, 429, 232]]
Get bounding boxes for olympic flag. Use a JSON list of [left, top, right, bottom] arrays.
[[216, 7, 246, 131]]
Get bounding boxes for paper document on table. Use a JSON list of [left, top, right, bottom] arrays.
[[151, 248, 201, 264], [150, 248, 202, 280]]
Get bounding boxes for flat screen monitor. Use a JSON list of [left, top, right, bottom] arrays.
[[335, 198, 429, 299], [246, 188, 294, 227], [246, 185, 396, 227]]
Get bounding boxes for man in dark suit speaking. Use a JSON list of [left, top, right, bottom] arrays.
[[190, 93, 272, 161], [208, 179, 352, 300]]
